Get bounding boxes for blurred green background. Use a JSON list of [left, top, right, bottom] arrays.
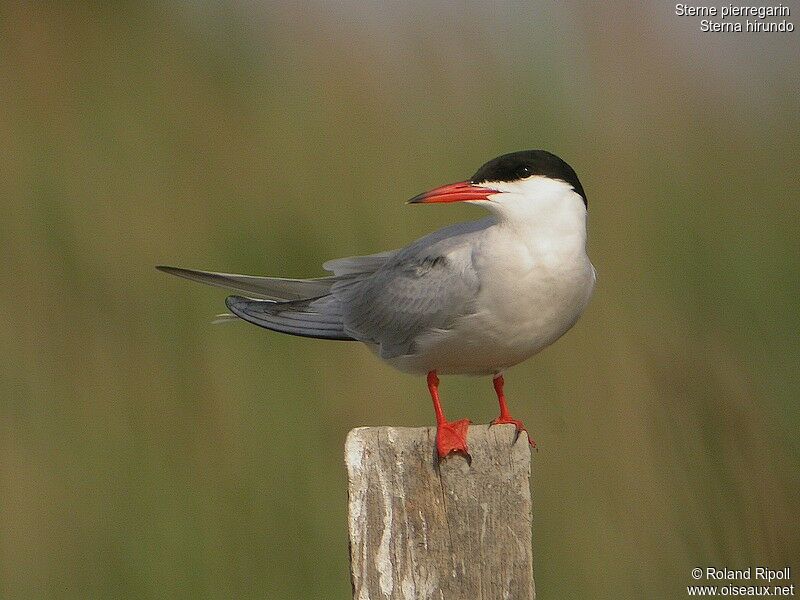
[[2, 3, 798, 599]]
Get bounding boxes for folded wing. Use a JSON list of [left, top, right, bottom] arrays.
[[225, 295, 353, 340], [159, 231, 480, 351], [333, 247, 480, 358]]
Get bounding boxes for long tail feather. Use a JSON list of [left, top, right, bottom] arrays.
[[156, 265, 334, 301]]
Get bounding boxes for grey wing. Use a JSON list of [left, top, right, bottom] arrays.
[[333, 251, 480, 358], [225, 294, 353, 340]]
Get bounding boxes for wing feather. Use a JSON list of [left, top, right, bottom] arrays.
[[333, 239, 481, 358], [160, 219, 489, 350], [225, 295, 353, 340]]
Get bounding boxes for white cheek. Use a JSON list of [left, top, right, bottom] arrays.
[[476, 177, 586, 234]]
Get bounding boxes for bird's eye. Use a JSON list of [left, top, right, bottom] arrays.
[[517, 165, 532, 178]]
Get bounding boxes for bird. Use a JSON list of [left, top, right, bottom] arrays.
[[158, 150, 595, 459]]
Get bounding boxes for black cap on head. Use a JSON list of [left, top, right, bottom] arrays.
[[470, 150, 587, 206]]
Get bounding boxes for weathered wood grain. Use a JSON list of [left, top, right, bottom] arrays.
[[345, 423, 534, 600]]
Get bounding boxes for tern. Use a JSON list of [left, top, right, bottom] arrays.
[[158, 150, 595, 458]]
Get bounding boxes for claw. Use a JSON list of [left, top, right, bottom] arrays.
[[491, 417, 537, 449]]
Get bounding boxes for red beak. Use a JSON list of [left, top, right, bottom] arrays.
[[407, 181, 499, 204]]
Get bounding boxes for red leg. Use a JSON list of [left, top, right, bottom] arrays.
[[490, 374, 536, 449], [428, 371, 470, 459]]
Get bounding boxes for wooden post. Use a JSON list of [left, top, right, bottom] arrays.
[[345, 423, 535, 600]]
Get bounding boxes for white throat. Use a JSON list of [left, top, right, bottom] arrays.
[[474, 176, 588, 242]]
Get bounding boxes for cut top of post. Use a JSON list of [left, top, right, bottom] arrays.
[[345, 423, 534, 600]]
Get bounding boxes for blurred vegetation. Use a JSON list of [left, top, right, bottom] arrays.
[[1, 3, 798, 599]]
